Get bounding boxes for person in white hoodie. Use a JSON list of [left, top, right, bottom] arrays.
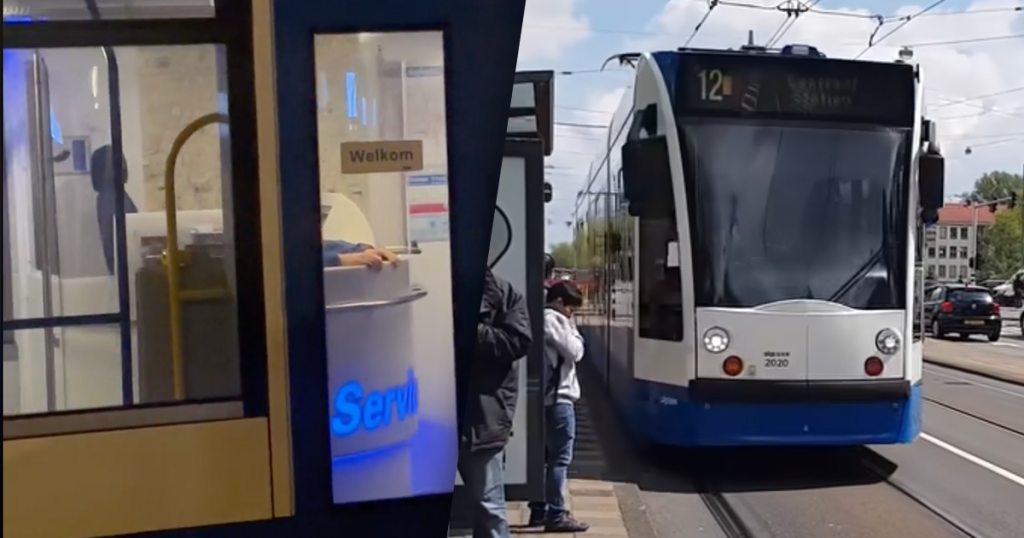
[[527, 281, 590, 533]]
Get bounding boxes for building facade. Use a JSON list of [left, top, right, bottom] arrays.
[[923, 204, 996, 283]]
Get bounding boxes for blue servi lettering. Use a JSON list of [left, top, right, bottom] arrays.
[[331, 368, 419, 437]]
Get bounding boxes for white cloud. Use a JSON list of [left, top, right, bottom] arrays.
[[624, 0, 1024, 194], [518, 0, 591, 65]]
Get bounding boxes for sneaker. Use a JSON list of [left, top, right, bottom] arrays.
[[526, 504, 547, 527], [544, 515, 590, 533], [527, 513, 546, 527]]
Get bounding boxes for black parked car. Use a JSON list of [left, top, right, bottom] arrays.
[[924, 284, 1003, 342]]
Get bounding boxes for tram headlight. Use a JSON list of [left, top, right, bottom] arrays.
[[875, 328, 902, 355], [702, 327, 730, 354]]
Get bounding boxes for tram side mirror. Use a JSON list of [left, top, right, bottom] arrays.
[[918, 146, 945, 225], [543, 182, 553, 203], [622, 135, 671, 217]]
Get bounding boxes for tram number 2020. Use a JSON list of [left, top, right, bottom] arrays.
[[764, 358, 790, 368]]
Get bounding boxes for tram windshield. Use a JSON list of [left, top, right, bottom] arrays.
[[681, 119, 910, 309]]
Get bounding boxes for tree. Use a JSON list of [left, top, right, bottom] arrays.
[[967, 170, 1022, 203], [568, 218, 610, 269], [549, 242, 575, 268], [979, 202, 1023, 280]]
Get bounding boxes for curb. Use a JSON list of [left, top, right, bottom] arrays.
[[613, 483, 659, 538], [923, 357, 1024, 386]]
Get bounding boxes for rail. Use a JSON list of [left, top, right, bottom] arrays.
[[325, 287, 428, 313], [163, 113, 233, 400]]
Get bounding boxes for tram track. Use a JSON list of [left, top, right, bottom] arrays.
[[860, 447, 982, 538], [645, 442, 970, 538], [627, 390, 1022, 538], [685, 449, 978, 538], [856, 367, 1024, 538], [923, 394, 1024, 438], [579, 360, 1015, 538], [693, 483, 758, 538]]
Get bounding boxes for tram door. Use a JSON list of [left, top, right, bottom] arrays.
[[3, 50, 67, 413], [274, 0, 529, 514]]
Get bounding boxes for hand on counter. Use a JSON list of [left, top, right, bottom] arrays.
[[338, 247, 400, 271]]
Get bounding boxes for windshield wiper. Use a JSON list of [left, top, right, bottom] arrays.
[[827, 190, 891, 303]]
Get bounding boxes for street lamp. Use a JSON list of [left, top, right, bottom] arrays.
[[963, 147, 1024, 273]]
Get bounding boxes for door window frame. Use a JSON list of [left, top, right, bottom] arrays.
[[3, 142, 13, 342], [2, 0, 267, 435]]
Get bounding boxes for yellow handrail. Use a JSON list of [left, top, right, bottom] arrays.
[[164, 112, 231, 400]]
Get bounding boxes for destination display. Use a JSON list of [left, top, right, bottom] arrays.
[[676, 52, 916, 125]]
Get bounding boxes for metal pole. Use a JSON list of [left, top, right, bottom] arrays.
[[971, 203, 979, 282], [572, 191, 583, 270], [29, 52, 58, 412]]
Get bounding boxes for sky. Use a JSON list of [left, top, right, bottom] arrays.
[[514, 0, 1024, 247]]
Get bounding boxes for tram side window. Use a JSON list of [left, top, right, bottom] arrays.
[[3, 44, 243, 420], [637, 210, 683, 341], [626, 121, 682, 341]]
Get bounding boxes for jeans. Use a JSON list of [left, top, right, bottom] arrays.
[[528, 401, 576, 521], [458, 445, 510, 538]]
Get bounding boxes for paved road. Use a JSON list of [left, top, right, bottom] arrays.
[[575, 364, 975, 538], [924, 328, 1024, 383], [873, 363, 1024, 538]]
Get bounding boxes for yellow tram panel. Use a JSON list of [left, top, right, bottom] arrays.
[[3, 419, 273, 538]]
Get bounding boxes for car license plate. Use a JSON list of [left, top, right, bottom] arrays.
[[964, 320, 984, 326]]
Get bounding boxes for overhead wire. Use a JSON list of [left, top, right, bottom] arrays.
[[555, 120, 607, 130], [764, 15, 795, 47], [935, 106, 1024, 121], [886, 5, 1021, 22], [854, 0, 950, 59], [557, 68, 632, 76], [766, 0, 821, 48], [930, 86, 1024, 109], [683, 0, 721, 48], [521, 5, 1021, 41], [931, 98, 1024, 121], [543, 1, 1023, 161], [896, 34, 1024, 49], [531, 0, 1024, 239], [943, 131, 1024, 140], [956, 136, 1022, 150], [556, 105, 613, 115]]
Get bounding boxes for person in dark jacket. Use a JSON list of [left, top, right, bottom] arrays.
[[459, 268, 532, 538], [91, 146, 139, 275]]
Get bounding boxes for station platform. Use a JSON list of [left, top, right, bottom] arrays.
[[504, 480, 629, 537], [448, 374, 649, 538]]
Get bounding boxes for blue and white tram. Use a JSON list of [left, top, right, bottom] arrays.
[[577, 43, 946, 447]]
